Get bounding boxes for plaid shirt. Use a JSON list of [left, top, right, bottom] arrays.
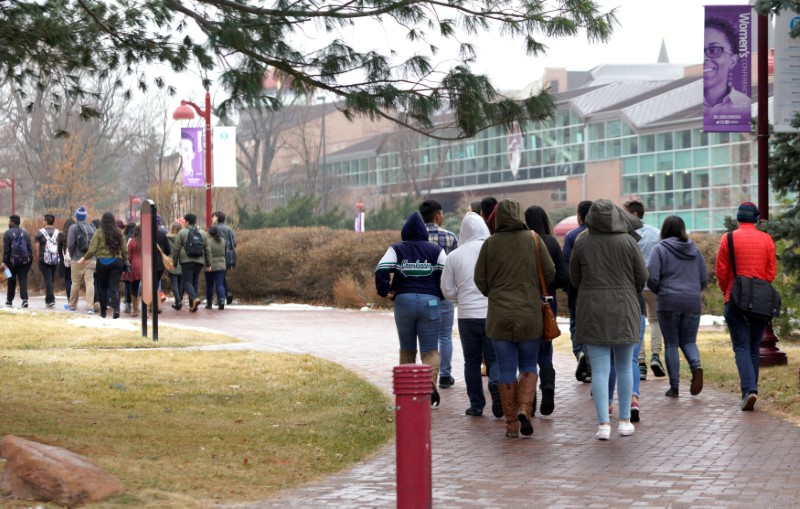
[[426, 223, 458, 254]]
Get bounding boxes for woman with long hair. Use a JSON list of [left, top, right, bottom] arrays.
[[76, 212, 127, 319], [647, 215, 708, 398], [524, 205, 569, 417]]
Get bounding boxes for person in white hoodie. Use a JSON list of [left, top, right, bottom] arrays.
[[441, 212, 501, 418]]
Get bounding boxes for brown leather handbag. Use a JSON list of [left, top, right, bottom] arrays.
[[532, 232, 561, 341]]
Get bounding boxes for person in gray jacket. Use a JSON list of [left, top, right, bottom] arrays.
[[646, 215, 708, 398], [570, 199, 647, 440], [65, 206, 97, 313]]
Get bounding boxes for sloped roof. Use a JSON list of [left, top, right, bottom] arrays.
[[569, 81, 675, 117], [326, 132, 388, 161]]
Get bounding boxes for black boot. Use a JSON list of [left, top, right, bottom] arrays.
[[540, 366, 556, 416]]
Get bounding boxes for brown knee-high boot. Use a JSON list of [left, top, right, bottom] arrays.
[[517, 372, 538, 436], [131, 296, 140, 318], [498, 383, 519, 438], [420, 350, 440, 407], [399, 349, 417, 365]]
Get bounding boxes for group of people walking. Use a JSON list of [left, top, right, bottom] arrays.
[[2, 207, 237, 317], [375, 198, 777, 440]]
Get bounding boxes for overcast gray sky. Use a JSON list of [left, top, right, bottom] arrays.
[[472, 0, 754, 91]]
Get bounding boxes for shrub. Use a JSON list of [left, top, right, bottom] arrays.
[[229, 227, 398, 304], [333, 275, 369, 309]]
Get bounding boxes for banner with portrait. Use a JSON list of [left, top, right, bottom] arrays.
[[773, 10, 800, 133], [703, 5, 752, 133], [180, 127, 205, 187]]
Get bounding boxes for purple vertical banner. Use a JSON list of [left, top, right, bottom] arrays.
[[180, 127, 205, 187], [703, 5, 752, 132]]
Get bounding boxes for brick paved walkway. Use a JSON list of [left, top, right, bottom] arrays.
[[23, 297, 800, 507]]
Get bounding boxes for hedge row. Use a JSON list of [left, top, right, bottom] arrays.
[[2, 228, 728, 315]]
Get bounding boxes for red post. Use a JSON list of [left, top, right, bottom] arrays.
[[393, 364, 432, 509], [10, 175, 15, 216], [756, 12, 787, 366], [204, 90, 213, 230]]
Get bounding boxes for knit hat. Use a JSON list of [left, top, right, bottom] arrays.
[[156, 214, 162, 225], [736, 202, 759, 223], [75, 206, 87, 221]]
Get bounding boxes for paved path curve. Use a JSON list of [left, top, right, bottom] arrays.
[[22, 297, 800, 507]]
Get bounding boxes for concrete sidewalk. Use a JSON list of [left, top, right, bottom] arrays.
[[17, 296, 800, 507]]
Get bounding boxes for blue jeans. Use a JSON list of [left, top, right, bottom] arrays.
[[724, 303, 765, 397], [393, 293, 441, 353], [205, 270, 226, 305], [586, 343, 635, 424], [609, 315, 644, 401], [458, 318, 499, 410], [439, 300, 455, 378], [492, 339, 540, 384], [169, 273, 183, 304], [568, 305, 583, 357], [659, 311, 701, 391]]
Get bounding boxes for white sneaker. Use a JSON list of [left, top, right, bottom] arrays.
[[595, 424, 611, 440], [618, 420, 635, 436]]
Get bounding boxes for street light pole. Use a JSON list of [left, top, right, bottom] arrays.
[[173, 89, 213, 228], [318, 96, 327, 213]]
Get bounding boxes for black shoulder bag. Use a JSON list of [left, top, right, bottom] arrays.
[[727, 231, 781, 323]]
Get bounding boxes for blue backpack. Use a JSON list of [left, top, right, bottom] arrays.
[[10, 230, 30, 266]]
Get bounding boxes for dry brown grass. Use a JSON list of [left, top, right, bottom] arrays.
[[0, 314, 394, 508], [553, 327, 800, 423]]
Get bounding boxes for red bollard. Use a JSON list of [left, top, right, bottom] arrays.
[[393, 364, 432, 509]]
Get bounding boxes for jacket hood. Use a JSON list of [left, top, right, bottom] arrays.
[[585, 199, 642, 237], [494, 199, 528, 233], [661, 237, 700, 260], [401, 212, 429, 241], [459, 212, 490, 244]]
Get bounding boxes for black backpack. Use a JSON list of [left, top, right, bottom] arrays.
[[184, 227, 204, 258], [75, 223, 91, 252]]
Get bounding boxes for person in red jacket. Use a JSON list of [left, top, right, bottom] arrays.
[[715, 202, 777, 412]]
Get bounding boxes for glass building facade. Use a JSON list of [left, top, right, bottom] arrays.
[[267, 70, 777, 232]]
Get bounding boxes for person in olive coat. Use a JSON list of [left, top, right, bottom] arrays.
[[569, 199, 648, 440], [204, 225, 227, 310], [474, 198, 555, 438]]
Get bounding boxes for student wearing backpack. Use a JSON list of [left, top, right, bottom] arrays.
[[212, 211, 237, 304], [65, 206, 98, 313], [3, 215, 33, 308], [171, 213, 211, 313], [34, 214, 60, 308]]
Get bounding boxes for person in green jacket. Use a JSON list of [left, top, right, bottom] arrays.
[[474, 198, 555, 438], [77, 212, 128, 319], [205, 225, 227, 310], [171, 213, 212, 313]]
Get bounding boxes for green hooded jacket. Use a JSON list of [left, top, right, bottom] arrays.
[[474, 199, 555, 341]]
